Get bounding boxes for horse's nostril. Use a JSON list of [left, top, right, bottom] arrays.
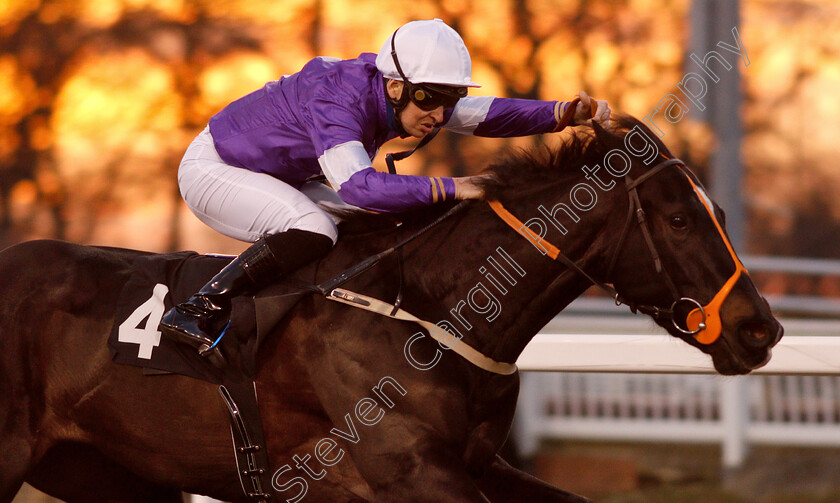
[[738, 320, 774, 348]]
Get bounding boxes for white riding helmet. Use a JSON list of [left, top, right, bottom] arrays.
[[375, 18, 481, 88]]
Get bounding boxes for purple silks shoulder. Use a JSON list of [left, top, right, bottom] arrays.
[[208, 54, 393, 188]]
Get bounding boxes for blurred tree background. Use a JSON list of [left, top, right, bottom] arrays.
[[0, 0, 838, 284], [4, 2, 840, 502]]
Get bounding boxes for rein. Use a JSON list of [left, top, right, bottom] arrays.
[[315, 201, 469, 296], [488, 159, 688, 325], [489, 156, 747, 346], [314, 155, 744, 375], [316, 201, 521, 375]]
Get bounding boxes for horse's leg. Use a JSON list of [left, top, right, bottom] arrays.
[[0, 269, 35, 503], [474, 455, 592, 503], [25, 441, 183, 503], [0, 359, 35, 503], [344, 438, 491, 503], [0, 436, 31, 503]]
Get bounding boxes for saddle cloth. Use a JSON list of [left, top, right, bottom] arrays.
[[106, 250, 310, 501], [108, 250, 311, 382]]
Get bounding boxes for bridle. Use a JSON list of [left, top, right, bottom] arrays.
[[310, 156, 745, 349], [489, 156, 748, 345]]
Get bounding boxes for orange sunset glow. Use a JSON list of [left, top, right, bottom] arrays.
[[0, 0, 837, 265]]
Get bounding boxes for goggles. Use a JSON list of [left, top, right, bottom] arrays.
[[405, 82, 467, 111], [390, 28, 467, 111]]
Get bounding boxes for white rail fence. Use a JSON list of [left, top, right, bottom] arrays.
[[513, 250, 840, 471], [514, 330, 840, 470]]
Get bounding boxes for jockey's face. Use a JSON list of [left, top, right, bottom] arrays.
[[386, 80, 445, 138], [400, 100, 444, 138]]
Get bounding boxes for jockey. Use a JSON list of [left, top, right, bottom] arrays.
[[159, 18, 611, 357]]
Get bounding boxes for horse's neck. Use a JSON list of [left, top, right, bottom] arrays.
[[404, 198, 618, 365]]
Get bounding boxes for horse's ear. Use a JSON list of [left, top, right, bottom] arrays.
[[591, 120, 624, 153]]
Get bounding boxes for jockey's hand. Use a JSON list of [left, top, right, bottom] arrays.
[[453, 174, 494, 200], [575, 91, 611, 129]]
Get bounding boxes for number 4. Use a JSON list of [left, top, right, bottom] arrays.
[[118, 283, 169, 359]]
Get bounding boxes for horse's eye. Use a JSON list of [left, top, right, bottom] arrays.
[[670, 214, 688, 230]]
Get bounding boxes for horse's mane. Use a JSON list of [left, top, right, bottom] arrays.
[[478, 114, 661, 201], [331, 115, 659, 239]]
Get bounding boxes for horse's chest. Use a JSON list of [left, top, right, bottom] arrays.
[[462, 376, 519, 468]]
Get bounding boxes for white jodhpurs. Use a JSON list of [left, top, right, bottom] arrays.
[[178, 127, 340, 244]]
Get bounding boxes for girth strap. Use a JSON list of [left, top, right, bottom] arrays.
[[218, 383, 273, 502], [325, 288, 518, 375]]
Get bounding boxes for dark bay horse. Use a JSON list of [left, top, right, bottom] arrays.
[[0, 117, 782, 503]]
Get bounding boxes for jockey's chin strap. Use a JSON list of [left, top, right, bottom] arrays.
[[488, 157, 745, 346], [385, 127, 440, 174]]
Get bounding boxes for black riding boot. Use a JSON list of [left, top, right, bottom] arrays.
[[159, 229, 334, 360]]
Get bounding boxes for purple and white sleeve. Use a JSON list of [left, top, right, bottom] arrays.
[[309, 83, 456, 213], [317, 141, 455, 213], [444, 96, 564, 137]]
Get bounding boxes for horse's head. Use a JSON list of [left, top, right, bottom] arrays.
[[586, 117, 782, 375]]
